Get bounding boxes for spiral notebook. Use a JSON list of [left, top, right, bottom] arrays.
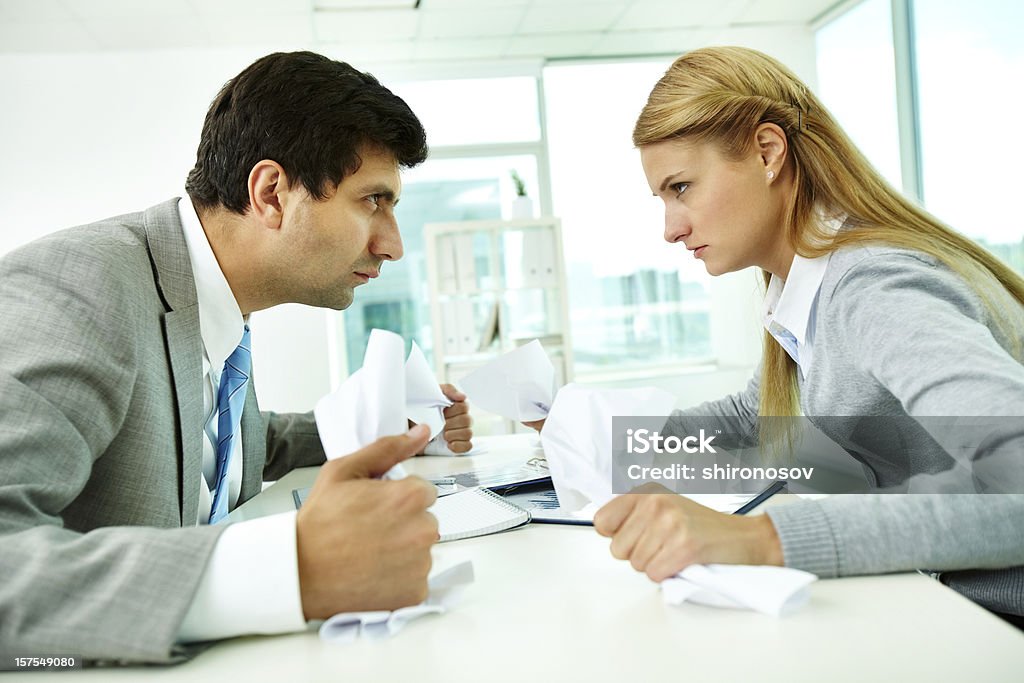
[[292, 486, 530, 543], [431, 488, 530, 542]]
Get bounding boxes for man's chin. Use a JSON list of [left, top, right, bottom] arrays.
[[306, 287, 354, 311]]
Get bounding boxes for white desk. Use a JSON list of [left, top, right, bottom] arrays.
[[22, 436, 1024, 681]]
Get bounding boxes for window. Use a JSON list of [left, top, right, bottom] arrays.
[[342, 154, 542, 367], [817, 0, 1024, 274], [338, 74, 545, 372], [815, 0, 902, 189], [913, 0, 1024, 271], [543, 60, 713, 375], [396, 76, 540, 147]]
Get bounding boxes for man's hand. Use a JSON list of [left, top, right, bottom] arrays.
[[522, 419, 545, 433], [592, 486, 783, 582], [438, 384, 473, 454], [296, 425, 438, 620]]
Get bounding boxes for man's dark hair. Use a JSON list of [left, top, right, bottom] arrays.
[[185, 51, 428, 214]]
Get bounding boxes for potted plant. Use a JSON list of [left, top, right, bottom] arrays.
[[510, 169, 533, 219]]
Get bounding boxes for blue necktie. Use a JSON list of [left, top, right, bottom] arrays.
[[209, 326, 251, 524]]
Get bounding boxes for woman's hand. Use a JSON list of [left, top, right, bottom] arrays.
[[592, 486, 784, 582]]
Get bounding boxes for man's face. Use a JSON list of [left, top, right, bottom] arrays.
[[279, 147, 403, 310]]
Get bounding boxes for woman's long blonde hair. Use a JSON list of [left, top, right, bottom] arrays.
[[634, 46, 1024, 448]]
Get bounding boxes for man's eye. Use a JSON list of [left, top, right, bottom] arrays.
[[367, 194, 381, 206]]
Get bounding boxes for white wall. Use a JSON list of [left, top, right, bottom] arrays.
[[0, 28, 815, 415], [0, 46, 330, 413]]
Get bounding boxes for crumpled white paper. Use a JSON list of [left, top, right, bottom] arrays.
[[319, 561, 475, 643], [314, 329, 477, 463], [541, 382, 677, 511], [458, 340, 556, 422], [662, 564, 817, 617]]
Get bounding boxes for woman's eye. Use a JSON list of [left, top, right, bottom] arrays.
[[671, 183, 689, 197]]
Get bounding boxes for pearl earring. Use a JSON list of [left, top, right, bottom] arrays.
[[767, 170, 775, 180]]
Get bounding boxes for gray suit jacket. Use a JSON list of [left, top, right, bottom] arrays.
[[0, 199, 326, 663]]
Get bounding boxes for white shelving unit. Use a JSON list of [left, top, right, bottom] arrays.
[[424, 217, 574, 433]]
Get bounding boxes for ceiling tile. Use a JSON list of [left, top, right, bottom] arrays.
[[0, 0, 73, 21], [737, 0, 838, 24], [413, 37, 509, 61], [418, 7, 526, 39], [504, 31, 600, 58], [188, 0, 310, 15], [419, 0, 528, 6], [83, 17, 212, 50], [315, 0, 417, 8], [314, 8, 420, 42], [519, 3, 626, 35], [614, 0, 750, 31], [590, 28, 708, 57], [66, 0, 195, 20], [317, 40, 417, 64], [0, 20, 96, 51], [200, 14, 314, 46]]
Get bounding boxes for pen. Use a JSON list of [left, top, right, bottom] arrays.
[[733, 480, 787, 515]]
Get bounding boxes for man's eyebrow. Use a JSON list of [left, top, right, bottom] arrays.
[[657, 169, 688, 195], [357, 183, 399, 204]]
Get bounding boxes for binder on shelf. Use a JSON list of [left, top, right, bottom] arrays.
[[425, 217, 574, 403], [521, 228, 543, 287], [477, 301, 501, 351], [455, 298, 476, 356], [454, 233, 477, 293], [437, 235, 459, 294], [520, 227, 559, 288], [536, 228, 559, 286], [441, 300, 461, 356]]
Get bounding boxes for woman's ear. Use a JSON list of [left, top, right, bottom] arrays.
[[755, 122, 788, 181], [247, 160, 289, 229]]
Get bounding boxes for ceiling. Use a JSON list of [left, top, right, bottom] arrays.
[[0, 0, 848, 62]]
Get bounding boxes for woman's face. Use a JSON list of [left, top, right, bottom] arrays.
[[640, 132, 793, 278]]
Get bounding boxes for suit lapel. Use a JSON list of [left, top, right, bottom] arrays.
[[240, 383, 264, 502], [143, 199, 205, 526], [164, 307, 203, 525]]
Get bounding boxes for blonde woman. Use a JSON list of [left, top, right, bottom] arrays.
[[591, 46, 1024, 624]]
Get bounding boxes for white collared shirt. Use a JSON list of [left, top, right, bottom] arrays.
[[177, 195, 246, 523], [176, 196, 306, 642], [762, 252, 831, 379]]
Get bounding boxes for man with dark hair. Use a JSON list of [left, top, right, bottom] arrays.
[[0, 51, 472, 664]]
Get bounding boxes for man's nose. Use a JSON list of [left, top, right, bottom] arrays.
[[371, 214, 403, 261]]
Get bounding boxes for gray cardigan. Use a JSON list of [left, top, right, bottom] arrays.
[[667, 245, 1024, 616]]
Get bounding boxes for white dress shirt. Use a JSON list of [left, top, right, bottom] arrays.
[[175, 196, 306, 642], [762, 252, 831, 378]]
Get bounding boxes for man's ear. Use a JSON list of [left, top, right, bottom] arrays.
[[754, 122, 788, 180], [247, 160, 289, 230]]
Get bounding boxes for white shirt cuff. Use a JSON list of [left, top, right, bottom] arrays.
[[178, 511, 307, 643]]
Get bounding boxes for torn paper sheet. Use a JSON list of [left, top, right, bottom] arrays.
[[406, 341, 451, 439], [662, 564, 817, 617], [541, 382, 676, 511], [319, 561, 475, 643], [314, 328, 407, 459], [458, 340, 557, 422], [314, 330, 480, 460]]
